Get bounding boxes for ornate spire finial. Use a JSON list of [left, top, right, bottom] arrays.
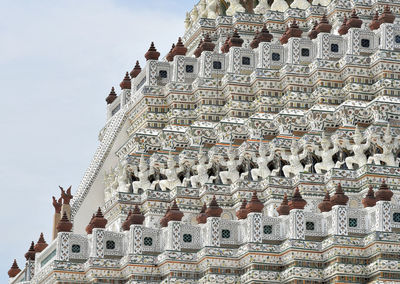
[[8, 259, 21, 278], [196, 202, 208, 224], [120, 72, 131, 90], [194, 40, 203, 58], [60, 186, 73, 205], [129, 204, 145, 225], [338, 15, 349, 35], [277, 193, 290, 216], [145, 42, 160, 61], [106, 87, 117, 105], [206, 195, 223, 217], [369, 11, 381, 30], [122, 210, 132, 231], [130, 60, 141, 78], [166, 200, 184, 222], [24, 241, 36, 261], [318, 191, 332, 212], [86, 214, 95, 234], [229, 29, 244, 48], [330, 183, 349, 206], [246, 191, 264, 213], [289, 187, 307, 210], [92, 207, 108, 229], [34, 233, 48, 252], [200, 33, 215, 53], [173, 37, 188, 56], [379, 5, 395, 24], [160, 206, 170, 227], [57, 211, 73, 232], [316, 14, 332, 33], [166, 43, 175, 62], [347, 9, 363, 28], [362, 185, 377, 207], [236, 199, 248, 219], [308, 21, 318, 40], [376, 180, 393, 201]]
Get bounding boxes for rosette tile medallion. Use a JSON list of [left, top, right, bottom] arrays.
[[9, 0, 400, 283]]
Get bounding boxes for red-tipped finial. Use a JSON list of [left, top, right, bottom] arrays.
[[129, 204, 145, 225], [34, 233, 48, 252], [362, 185, 377, 207], [200, 34, 215, 52], [316, 14, 332, 33], [172, 37, 187, 56], [196, 202, 208, 224], [246, 191, 264, 213], [160, 206, 170, 227], [91, 207, 108, 229], [277, 193, 290, 216], [236, 199, 248, 219], [24, 241, 36, 261], [318, 191, 332, 212], [105, 87, 117, 105], [145, 42, 160, 61], [166, 43, 175, 62], [130, 61, 142, 78], [120, 72, 131, 90], [206, 195, 223, 217], [86, 214, 95, 234], [229, 29, 244, 48], [369, 11, 381, 31], [289, 187, 307, 210], [57, 211, 73, 232], [347, 9, 363, 28], [338, 15, 349, 35], [375, 180, 393, 201], [166, 200, 184, 222], [379, 5, 395, 24], [8, 259, 21, 278], [330, 183, 349, 206]]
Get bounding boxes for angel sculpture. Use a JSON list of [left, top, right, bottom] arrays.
[[219, 146, 242, 184], [271, 0, 289, 12], [254, 0, 270, 14], [159, 153, 182, 191], [251, 142, 276, 180], [282, 140, 310, 178], [116, 160, 131, 193], [226, 0, 245, 16], [344, 126, 372, 170], [206, 0, 218, 19], [132, 155, 151, 193], [291, 0, 311, 9], [368, 125, 399, 167], [190, 149, 213, 188], [314, 134, 340, 174]]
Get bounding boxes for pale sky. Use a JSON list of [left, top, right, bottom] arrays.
[[0, 0, 194, 281]]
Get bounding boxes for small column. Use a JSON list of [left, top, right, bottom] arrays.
[[56, 211, 73, 261], [90, 228, 105, 258], [331, 205, 348, 236], [24, 242, 36, 281], [246, 191, 264, 243], [167, 221, 182, 251], [89, 208, 108, 258], [130, 225, 143, 254], [288, 209, 305, 240], [375, 181, 394, 232], [330, 184, 349, 236], [205, 196, 223, 247], [165, 200, 184, 251], [126, 205, 146, 255], [288, 188, 307, 240]]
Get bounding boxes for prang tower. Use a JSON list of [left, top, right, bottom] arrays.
[[8, 0, 400, 283]]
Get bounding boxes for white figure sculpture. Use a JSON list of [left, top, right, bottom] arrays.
[[254, 0, 270, 14], [220, 146, 242, 184], [312, 0, 331, 5], [132, 155, 151, 193], [239, 152, 255, 180], [226, 0, 245, 16], [191, 149, 212, 187], [198, 0, 208, 18], [159, 153, 182, 191], [314, 134, 340, 174], [206, 0, 218, 19], [281, 140, 309, 178], [251, 142, 276, 180], [291, 0, 311, 9], [271, 0, 289, 12], [104, 172, 113, 201], [368, 126, 399, 167], [190, 7, 199, 23], [184, 12, 191, 30], [344, 126, 371, 170], [116, 160, 130, 193]]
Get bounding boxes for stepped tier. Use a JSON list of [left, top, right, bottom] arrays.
[[10, 1, 400, 284]]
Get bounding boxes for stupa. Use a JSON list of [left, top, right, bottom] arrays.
[[8, 0, 400, 283]]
